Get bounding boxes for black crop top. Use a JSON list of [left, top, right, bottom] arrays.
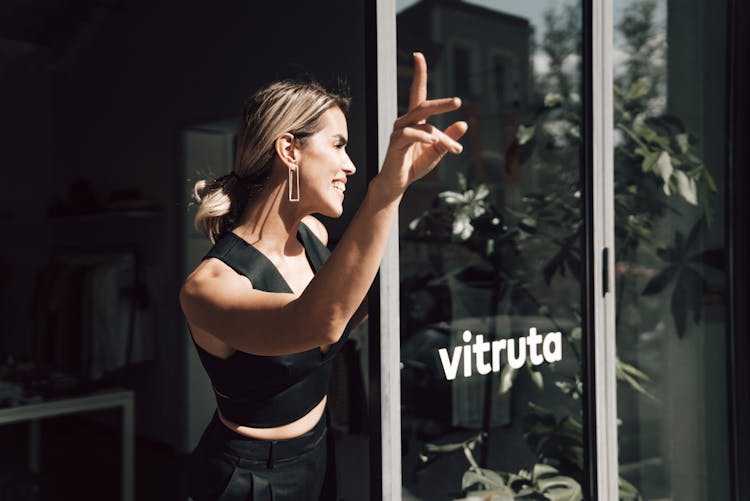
[[191, 223, 352, 427]]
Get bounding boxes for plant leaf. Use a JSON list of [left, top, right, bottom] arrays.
[[684, 218, 705, 253], [671, 273, 688, 338], [537, 477, 583, 501], [619, 477, 644, 501], [616, 357, 655, 399], [462, 491, 515, 501], [457, 172, 468, 191], [675, 133, 690, 153], [439, 190, 467, 205], [423, 441, 465, 454], [528, 365, 544, 390], [475, 184, 491, 201], [674, 170, 698, 205], [702, 167, 718, 192], [617, 359, 651, 382], [531, 464, 560, 481], [528, 465, 583, 501], [543, 250, 566, 285], [641, 151, 659, 173], [570, 327, 581, 341], [682, 266, 707, 323], [688, 248, 724, 271], [545, 93, 563, 107], [642, 265, 677, 295], [627, 76, 652, 100], [655, 151, 673, 193], [619, 370, 657, 400], [499, 365, 518, 394], [517, 124, 536, 146], [462, 468, 508, 491], [453, 215, 475, 240]]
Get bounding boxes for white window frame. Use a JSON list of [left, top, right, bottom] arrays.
[[373, 1, 401, 500], [592, 0, 619, 499]]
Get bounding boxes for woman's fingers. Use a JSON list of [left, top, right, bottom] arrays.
[[443, 120, 469, 142], [408, 52, 427, 112], [394, 97, 462, 129], [382, 52, 469, 188], [391, 123, 464, 153], [422, 123, 464, 153], [380, 120, 469, 189], [412, 121, 469, 171], [390, 125, 438, 150]]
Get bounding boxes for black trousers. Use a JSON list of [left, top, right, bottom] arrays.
[[187, 412, 337, 501]]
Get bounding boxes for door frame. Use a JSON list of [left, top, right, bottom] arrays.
[[586, 0, 619, 499], [727, 0, 750, 498], [364, 1, 401, 500]]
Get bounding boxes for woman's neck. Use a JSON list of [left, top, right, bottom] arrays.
[[233, 180, 307, 256]]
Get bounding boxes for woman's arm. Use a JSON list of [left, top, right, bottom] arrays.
[[180, 53, 467, 355], [349, 295, 369, 330]]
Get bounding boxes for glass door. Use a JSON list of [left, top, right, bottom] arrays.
[[370, 0, 739, 499], [611, 1, 732, 499], [394, 2, 591, 499]]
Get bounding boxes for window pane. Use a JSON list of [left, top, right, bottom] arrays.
[[396, 1, 587, 499], [612, 1, 730, 499]]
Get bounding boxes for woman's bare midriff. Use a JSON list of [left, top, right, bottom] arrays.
[[218, 395, 327, 440]]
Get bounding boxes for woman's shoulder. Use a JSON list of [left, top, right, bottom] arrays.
[[181, 257, 253, 306], [301, 215, 328, 246]]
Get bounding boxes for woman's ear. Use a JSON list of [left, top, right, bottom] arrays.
[[274, 133, 299, 168]]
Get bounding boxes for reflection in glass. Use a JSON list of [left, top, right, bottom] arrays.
[[396, 1, 586, 499], [612, 1, 729, 500]]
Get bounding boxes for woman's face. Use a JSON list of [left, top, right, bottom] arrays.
[[296, 106, 356, 217]]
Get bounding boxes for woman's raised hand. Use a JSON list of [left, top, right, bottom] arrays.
[[376, 52, 468, 200]]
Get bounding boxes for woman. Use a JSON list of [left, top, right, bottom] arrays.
[[180, 53, 467, 501]]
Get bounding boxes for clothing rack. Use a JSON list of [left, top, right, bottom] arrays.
[[32, 243, 153, 379]]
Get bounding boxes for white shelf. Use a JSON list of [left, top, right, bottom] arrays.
[[0, 388, 135, 501]]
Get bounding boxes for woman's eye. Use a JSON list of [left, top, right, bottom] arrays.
[[335, 143, 346, 149]]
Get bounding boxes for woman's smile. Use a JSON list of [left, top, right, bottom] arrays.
[[295, 106, 356, 216]]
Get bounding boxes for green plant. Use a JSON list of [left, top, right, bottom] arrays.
[[419, 432, 583, 501]]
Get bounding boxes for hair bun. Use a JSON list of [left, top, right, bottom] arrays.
[[193, 179, 209, 202]]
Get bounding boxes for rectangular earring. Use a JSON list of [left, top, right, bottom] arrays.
[[288, 164, 300, 202]]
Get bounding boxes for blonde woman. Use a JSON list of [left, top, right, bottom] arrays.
[[180, 53, 467, 501]]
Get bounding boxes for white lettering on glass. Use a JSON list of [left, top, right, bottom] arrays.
[[543, 331, 563, 362], [437, 329, 564, 381], [473, 335, 492, 375], [438, 344, 463, 381], [462, 330, 472, 377]]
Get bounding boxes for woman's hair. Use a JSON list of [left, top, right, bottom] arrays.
[[192, 79, 350, 243]]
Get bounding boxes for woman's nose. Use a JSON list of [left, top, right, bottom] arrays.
[[343, 154, 356, 175]]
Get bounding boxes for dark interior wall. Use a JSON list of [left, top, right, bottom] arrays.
[[0, 0, 367, 446]]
